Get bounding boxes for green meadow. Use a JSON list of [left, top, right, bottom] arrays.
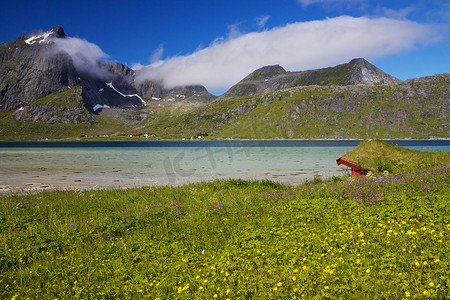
[[0, 168, 448, 299]]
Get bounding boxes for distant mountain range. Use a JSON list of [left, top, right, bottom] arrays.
[[0, 27, 448, 140]]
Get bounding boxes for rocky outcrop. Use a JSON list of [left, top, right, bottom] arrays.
[[0, 27, 79, 111], [345, 58, 400, 84], [10, 86, 94, 124], [134, 80, 217, 103]]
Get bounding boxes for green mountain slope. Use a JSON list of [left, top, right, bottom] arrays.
[[224, 58, 401, 97], [0, 59, 448, 141], [143, 73, 449, 139]]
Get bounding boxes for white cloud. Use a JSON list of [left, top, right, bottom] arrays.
[[297, 0, 363, 8], [226, 23, 243, 39], [150, 44, 164, 63], [135, 16, 439, 94], [51, 36, 109, 78], [380, 6, 415, 20], [255, 16, 270, 30]]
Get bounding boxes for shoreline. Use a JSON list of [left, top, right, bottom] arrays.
[[0, 173, 325, 195], [1, 137, 450, 143], [1, 138, 450, 146], [1, 140, 447, 194]]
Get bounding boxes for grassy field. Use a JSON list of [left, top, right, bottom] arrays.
[[1, 163, 449, 298]]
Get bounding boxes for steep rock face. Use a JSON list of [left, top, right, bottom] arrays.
[[346, 58, 401, 84], [133, 79, 165, 99], [80, 62, 146, 112], [10, 86, 93, 124], [224, 58, 402, 97], [0, 27, 79, 111]]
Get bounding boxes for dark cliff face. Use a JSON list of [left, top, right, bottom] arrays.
[[0, 27, 79, 111], [223, 58, 402, 97], [10, 86, 94, 124], [80, 62, 146, 112]]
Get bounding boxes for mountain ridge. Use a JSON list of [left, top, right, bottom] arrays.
[[0, 27, 448, 140], [223, 58, 401, 97], [149, 73, 448, 140]]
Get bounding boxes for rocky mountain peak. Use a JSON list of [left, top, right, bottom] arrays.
[[52, 26, 67, 38], [224, 58, 402, 97], [243, 64, 286, 82], [21, 26, 67, 46], [347, 58, 401, 85], [348, 57, 369, 65]]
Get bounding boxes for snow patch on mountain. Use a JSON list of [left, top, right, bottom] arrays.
[[24, 31, 53, 45], [93, 104, 110, 112], [106, 82, 146, 106]]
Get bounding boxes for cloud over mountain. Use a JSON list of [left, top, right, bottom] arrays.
[[52, 36, 109, 78], [135, 16, 440, 94]]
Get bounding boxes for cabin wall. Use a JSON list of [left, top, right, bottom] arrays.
[[351, 168, 366, 177]]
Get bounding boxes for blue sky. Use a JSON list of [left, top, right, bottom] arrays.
[[1, 0, 449, 95]]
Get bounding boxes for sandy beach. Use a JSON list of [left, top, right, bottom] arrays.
[[0, 166, 329, 194]]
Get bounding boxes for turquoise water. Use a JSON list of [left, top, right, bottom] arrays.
[[0, 141, 448, 192]]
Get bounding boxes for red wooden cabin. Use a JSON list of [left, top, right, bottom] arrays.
[[336, 156, 368, 177]]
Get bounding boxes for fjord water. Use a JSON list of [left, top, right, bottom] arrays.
[[0, 140, 448, 192]]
